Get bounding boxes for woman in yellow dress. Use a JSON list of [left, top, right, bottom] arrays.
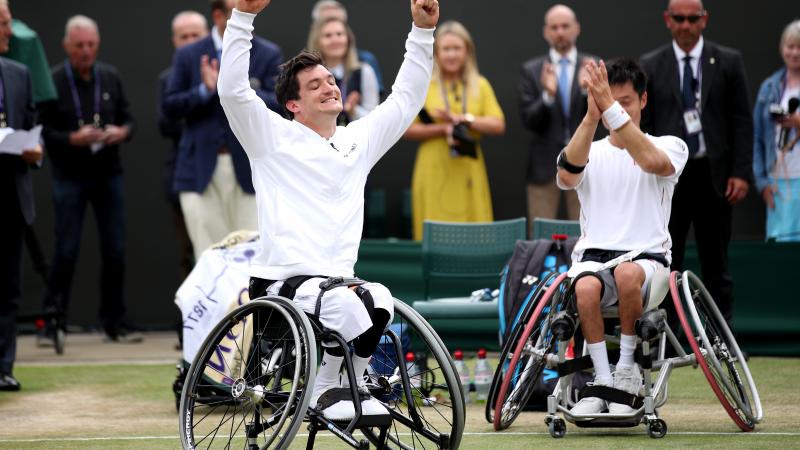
[[404, 21, 505, 240]]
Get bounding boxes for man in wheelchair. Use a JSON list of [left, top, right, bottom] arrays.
[[556, 58, 689, 416], [218, 0, 439, 422]]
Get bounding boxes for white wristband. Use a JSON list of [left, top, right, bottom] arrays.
[[602, 101, 631, 131]]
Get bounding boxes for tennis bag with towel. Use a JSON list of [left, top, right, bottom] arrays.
[[497, 237, 582, 410]]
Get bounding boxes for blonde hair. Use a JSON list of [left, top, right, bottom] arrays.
[[306, 17, 360, 75], [781, 19, 800, 48], [433, 21, 480, 97]]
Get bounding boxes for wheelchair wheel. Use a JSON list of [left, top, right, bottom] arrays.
[[485, 272, 557, 424], [669, 271, 763, 431], [179, 296, 316, 450], [363, 299, 465, 450], [493, 273, 570, 431]]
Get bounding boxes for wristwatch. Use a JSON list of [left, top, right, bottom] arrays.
[[462, 113, 475, 127]]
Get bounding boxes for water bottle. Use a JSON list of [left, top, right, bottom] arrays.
[[405, 351, 421, 390], [474, 348, 493, 402], [453, 349, 471, 404]]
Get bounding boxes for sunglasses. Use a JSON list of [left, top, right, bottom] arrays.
[[670, 13, 706, 24]]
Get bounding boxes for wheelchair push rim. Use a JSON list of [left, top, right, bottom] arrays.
[[179, 297, 316, 450], [363, 299, 465, 450], [485, 271, 557, 424], [493, 272, 569, 431], [669, 270, 763, 431]]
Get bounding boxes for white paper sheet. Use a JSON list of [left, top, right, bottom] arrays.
[[0, 125, 42, 155]]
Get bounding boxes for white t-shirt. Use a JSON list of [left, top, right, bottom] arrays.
[[218, 10, 434, 280], [561, 134, 689, 264]]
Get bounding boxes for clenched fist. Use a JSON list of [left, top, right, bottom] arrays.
[[411, 0, 439, 29], [236, 0, 271, 14]]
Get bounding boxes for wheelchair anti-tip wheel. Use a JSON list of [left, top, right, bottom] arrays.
[[364, 299, 465, 450], [485, 272, 558, 424], [493, 272, 570, 431], [670, 270, 763, 431], [179, 296, 316, 450]]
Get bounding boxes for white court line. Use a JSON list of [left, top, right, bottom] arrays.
[[1, 431, 798, 442]]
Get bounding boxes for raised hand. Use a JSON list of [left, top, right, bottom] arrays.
[[200, 55, 220, 92], [584, 59, 614, 112], [540, 62, 557, 97], [236, 0, 271, 14], [411, 0, 439, 29], [344, 91, 361, 116], [585, 89, 601, 123]]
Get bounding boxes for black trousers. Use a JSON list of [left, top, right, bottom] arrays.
[[669, 157, 734, 323], [0, 179, 24, 375]]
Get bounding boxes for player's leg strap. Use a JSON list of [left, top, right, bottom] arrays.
[[579, 385, 644, 409]]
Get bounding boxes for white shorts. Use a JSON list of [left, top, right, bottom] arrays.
[[267, 278, 394, 342]]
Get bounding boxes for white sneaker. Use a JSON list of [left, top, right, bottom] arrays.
[[313, 386, 356, 420], [360, 395, 389, 416], [608, 365, 643, 415], [570, 381, 609, 416]]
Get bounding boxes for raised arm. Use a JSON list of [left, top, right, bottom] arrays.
[[587, 60, 675, 176], [355, 0, 439, 166], [218, 0, 282, 159], [557, 89, 599, 189]]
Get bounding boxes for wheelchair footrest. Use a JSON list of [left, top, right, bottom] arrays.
[[328, 413, 393, 428], [572, 418, 642, 428]]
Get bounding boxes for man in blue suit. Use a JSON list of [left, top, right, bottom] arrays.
[[163, 0, 283, 259], [0, 0, 41, 391]]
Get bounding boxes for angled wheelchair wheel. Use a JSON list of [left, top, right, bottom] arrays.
[[485, 272, 557, 424], [179, 296, 316, 450], [493, 272, 570, 431], [363, 299, 465, 450], [669, 271, 763, 431]]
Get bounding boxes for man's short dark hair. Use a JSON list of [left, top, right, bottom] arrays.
[[276, 51, 324, 119], [605, 58, 648, 98], [210, 0, 226, 14]]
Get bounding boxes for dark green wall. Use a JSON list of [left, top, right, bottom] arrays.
[[13, 1, 792, 329]]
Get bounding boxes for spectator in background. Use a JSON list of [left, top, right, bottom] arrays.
[[4, 0, 57, 289], [640, 0, 752, 324], [311, 0, 385, 97], [162, 0, 283, 259], [0, 0, 41, 391], [519, 4, 596, 229], [158, 11, 208, 279], [753, 20, 800, 242], [403, 21, 505, 241], [39, 15, 138, 342], [306, 16, 379, 125]]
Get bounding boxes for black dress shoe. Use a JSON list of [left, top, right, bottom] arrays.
[[0, 374, 21, 391]]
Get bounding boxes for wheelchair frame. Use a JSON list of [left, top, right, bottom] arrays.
[[178, 294, 465, 450], [488, 266, 763, 439]]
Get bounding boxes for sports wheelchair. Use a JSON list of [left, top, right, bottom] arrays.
[[178, 277, 465, 450], [485, 250, 763, 438]]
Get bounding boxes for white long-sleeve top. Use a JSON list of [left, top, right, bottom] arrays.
[[218, 9, 434, 280]]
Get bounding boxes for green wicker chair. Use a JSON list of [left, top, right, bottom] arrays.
[[531, 218, 581, 240], [421, 218, 527, 299], [414, 218, 526, 351]]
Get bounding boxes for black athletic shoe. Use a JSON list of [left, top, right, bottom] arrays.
[[0, 374, 21, 391]]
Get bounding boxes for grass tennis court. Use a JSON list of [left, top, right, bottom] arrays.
[[0, 354, 797, 449]]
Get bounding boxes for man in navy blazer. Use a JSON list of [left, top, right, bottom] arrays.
[[163, 0, 283, 259], [0, 1, 41, 391]]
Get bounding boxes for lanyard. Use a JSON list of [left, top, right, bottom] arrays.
[[440, 81, 467, 115], [64, 60, 101, 127], [0, 74, 6, 128]]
